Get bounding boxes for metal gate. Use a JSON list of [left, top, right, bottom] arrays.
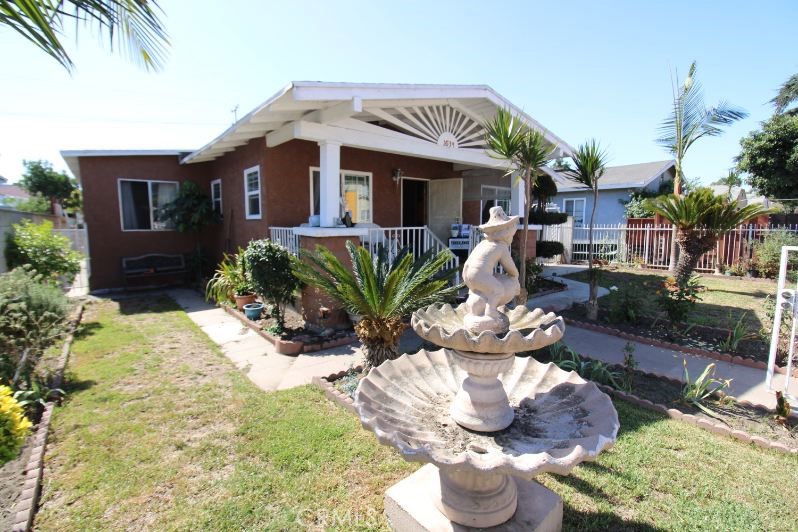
[[766, 245, 798, 404]]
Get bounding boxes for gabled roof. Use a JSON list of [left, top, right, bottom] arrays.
[[0, 184, 29, 200], [554, 160, 675, 192], [181, 81, 574, 166]]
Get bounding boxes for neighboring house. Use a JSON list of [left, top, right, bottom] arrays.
[[0, 181, 31, 207], [550, 160, 676, 225], [62, 82, 574, 303]]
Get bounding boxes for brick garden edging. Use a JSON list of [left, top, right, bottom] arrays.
[[222, 305, 358, 355], [11, 301, 85, 532], [311, 366, 363, 414], [313, 359, 797, 457], [563, 317, 798, 378]]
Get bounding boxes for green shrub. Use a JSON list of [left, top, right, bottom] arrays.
[[0, 384, 32, 464], [244, 239, 300, 330], [5, 219, 81, 282], [528, 210, 568, 225], [0, 267, 70, 385], [205, 248, 252, 304], [524, 260, 544, 294], [608, 285, 645, 324], [752, 231, 798, 279], [657, 275, 702, 323], [536, 240, 564, 258]]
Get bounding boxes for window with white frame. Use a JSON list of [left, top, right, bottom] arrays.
[[310, 169, 372, 223], [480, 185, 511, 223], [118, 179, 179, 231], [563, 198, 586, 226], [210, 178, 222, 216], [244, 166, 261, 220]]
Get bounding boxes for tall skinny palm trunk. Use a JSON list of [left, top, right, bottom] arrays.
[[585, 189, 600, 320], [517, 168, 532, 304]]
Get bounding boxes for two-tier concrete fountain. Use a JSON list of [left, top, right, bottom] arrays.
[[355, 206, 619, 531]]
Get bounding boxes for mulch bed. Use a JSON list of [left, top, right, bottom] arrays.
[[562, 305, 773, 364], [314, 352, 797, 454], [528, 277, 568, 298]]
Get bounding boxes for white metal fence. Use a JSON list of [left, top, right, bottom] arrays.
[[541, 223, 798, 272]]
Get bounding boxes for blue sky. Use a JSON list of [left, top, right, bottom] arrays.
[[1, 0, 796, 185]]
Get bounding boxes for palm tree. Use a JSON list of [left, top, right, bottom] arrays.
[[656, 61, 748, 271], [563, 140, 609, 321], [646, 189, 772, 284], [294, 242, 461, 370], [771, 73, 798, 115], [484, 108, 557, 302], [1, 0, 169, 72]]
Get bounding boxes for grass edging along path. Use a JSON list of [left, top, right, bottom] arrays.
[[564, 317, 798, 377], [10, 301, 84, 532], [38, 296, 798, 530]]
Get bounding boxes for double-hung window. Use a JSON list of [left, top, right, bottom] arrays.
[[244, 166, 261, 220], [480, 185, 511, 223], [210, 178, 222, 216], [563, 198, 586, 226], [310, 169, 372, 223], [118, 179, 179, 231]]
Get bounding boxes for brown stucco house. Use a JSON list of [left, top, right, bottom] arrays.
[[62, 82, 573, 317]]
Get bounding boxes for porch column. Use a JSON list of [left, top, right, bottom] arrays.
[[510, 172, 525, 218], [319, 140, 341, 227]]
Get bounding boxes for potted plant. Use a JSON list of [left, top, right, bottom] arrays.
[[243, 302, 264, 320], [206, 248, 256, 310]]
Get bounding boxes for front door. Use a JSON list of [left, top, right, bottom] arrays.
[[402, 178, 428, 227], [428, 178, 463, 243]]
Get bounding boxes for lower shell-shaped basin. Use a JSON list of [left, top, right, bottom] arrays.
[[355, 349, 619, 479], [411, 303, 565, 353]]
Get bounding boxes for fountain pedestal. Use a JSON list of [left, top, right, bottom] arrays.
[[450, 351, 515, 432], [385, 464, 563, 532]]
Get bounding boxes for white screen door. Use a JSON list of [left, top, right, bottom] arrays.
[[428, 178, 463, 243]]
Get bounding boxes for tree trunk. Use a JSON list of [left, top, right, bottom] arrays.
[[585, 188, 599, 320], [515, 169, 532, 305], [673, 229, 716, 284], [668, 164, 683, 273], [361, 341, 399, 371]]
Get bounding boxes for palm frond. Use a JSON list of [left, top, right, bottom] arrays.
[[563, 139, 609, 190], [0, 0, 169, 72], [646, 188, 773, 233], [771, 73, 798, 114]]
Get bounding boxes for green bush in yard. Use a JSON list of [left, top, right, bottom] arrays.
[[244, 239, 299, 330], [536, 240, 564, 258], [752, 231, 798, 279], [0, 267, 69, 386], [5, 219, 81, 282]]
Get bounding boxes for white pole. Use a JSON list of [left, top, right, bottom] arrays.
[[318, 141, 342, 227]]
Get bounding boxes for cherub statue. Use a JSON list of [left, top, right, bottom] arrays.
[[462, 206, 521, 335]]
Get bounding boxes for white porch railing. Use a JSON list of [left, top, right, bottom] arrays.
[[269, 227, 301, 256], [269, 226, 460, 282]]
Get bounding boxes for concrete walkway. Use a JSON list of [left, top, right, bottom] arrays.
[[528, 267, 784, 410], [167, 289, 363, 392], [527, 264, 608, 313]]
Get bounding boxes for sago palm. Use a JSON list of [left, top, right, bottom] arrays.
[[294, 242, 461, 369], [563, 140, 609, 320], [646, 189, 772, 284], [484, 108, 557, 302]]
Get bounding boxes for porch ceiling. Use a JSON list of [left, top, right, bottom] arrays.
[[180, 82, 573, 167]]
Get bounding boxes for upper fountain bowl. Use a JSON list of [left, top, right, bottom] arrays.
[[411, 303, 565, 354]]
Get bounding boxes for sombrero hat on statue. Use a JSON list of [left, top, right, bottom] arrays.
[[479, 206, 519, 234]]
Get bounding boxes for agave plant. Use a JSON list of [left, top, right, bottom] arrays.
[[294, 242, 461, 369], [646, 189, 772, 284]]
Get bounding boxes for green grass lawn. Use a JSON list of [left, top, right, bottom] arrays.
[[37, 297, 798, 531], [562, 267, 777, 332]]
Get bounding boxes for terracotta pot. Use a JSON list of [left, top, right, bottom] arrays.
[[234, 293, 256, 311]]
